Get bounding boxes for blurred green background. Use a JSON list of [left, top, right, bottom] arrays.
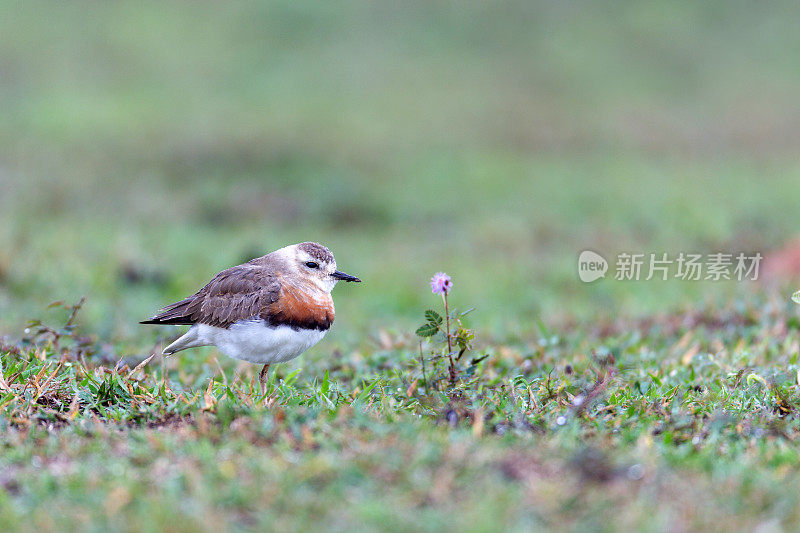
[[2, 1, 799, 351]]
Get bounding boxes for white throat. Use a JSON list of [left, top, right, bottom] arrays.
[[314, 277, 337, 293]]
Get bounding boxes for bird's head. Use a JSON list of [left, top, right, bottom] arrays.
[[277, 242, 361, 293]]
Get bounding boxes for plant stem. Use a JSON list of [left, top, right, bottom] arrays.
[[420, 340, 431, 392], [443, 292, 456, 386]]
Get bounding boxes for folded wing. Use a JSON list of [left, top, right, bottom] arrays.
[[140, 265, 281, 329]]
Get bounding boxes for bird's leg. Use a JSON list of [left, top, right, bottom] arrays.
[[259, 363, 271, 397]]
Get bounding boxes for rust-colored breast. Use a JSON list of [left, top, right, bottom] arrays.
[[264, 286, 335, 331]]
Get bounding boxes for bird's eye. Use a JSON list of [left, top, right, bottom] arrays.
[[305, 261, 319, 269]]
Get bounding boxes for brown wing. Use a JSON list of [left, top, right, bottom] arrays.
[[140, 265, 281, 328]]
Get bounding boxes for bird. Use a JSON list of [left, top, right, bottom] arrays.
[[140, 242, 361, 394]]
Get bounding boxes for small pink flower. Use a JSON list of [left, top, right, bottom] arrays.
[[430, 272, 453, 295]]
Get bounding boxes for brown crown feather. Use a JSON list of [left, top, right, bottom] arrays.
[[297, 242, 334, 264]]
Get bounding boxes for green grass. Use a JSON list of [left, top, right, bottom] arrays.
[[4, 0, 800, 531], [4, 296, 800, 530]]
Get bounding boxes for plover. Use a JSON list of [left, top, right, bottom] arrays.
[[141, 242, 360, 393]]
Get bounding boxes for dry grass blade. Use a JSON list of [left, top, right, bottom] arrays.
[[202, 380, 217, 411], [0, 358, 10, 392], [36, 361, 64, 400], [67, 393, 80, 420], [126, 353, 156, 380]]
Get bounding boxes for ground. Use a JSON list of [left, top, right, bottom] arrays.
[[2, 2, 800, 531]]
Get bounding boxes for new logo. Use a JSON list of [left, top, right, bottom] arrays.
[[578, 250, 608, 283]]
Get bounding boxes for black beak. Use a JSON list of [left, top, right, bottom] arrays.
[[332, 270, 361, 282]]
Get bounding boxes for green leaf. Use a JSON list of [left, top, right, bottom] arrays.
[[320, 370, 330, 396], [746, 373, 769, 389], [424, 310, 443, 326], [283, 368, 302, 387], [356, 379, 381, 403], [416, 323, 440, 337]]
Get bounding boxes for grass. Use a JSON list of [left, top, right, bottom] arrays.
[[4, 0, 800, 530], [4, 295, 800, 530]]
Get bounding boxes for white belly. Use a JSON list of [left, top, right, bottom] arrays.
[[195, 320, 328, 364]]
